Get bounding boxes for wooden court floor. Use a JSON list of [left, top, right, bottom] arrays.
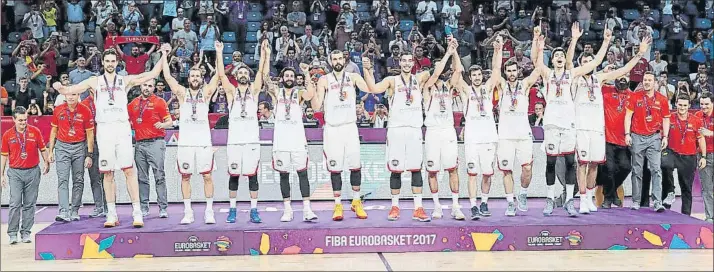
[[2, 214, 712, 272]]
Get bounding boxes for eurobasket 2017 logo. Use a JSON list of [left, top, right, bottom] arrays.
[[527, 230, 563, 247], [174, 235, 212, 252], [215, 236, 232, 252], [566, 230, 583, 246]]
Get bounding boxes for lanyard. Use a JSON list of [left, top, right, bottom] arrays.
[[552, 71, 567, 97], [283, 88, 292, 117], [232, 85, 250, 113], [471, 85, 485, 112], [190, 89, 203, 116], [616, 93, 626, 112], [585, 76, 596, 100], [102, 74, 118, 101], [676, 116, 689, 145], [65, 106, 78, 129], [14, 128, 27, 156], [642, 94, 653, 117], [507, 81, 520, 108], [399, 75, 413, 104], [138, 97, 150, 119], [333, 72, 347, 101]]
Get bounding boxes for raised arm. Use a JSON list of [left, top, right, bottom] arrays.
[[299, 63, 315, 101], [422, 38, 457, 89], [362, 57, 392, 94], [161, 46, 186, 97], [523, 34, 545, 88], [252, 39, 271, 94], [599, 36, 651, 83], [53, 76, 98, 95], [450, 48, 466, 89], [215, 42, 234, 99], [532, 26, 551, 78], [572, 29, 613, 78], [485, 36, 505, 90], [566, 22, 582, 70], [126, 45, 168, 88]]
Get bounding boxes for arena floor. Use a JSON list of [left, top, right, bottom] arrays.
[[1, 198, 712, 271]]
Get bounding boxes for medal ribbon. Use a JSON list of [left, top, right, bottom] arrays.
[[470, 85, 485, 112], [334, 72, 347, 100], [190, 89, 203, 117], [677, 116, 689, 145], [65, 106, 78, 131], [138, 97, 150, 120], [439, 84, 447, 110], [283, 88, 291, 118], [232, 85, 250, 114], [507, 81, 520, 108], [102, 74, 118, 102], [15, 128, 27, 156], [586, 76, 596, 100], [400, 75, 413, 104], [553, 71, 567, 97], [643, 94, 652, 118], [616, 93, 626, 112]]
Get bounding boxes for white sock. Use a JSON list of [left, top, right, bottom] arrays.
[[547, 185, 555, 199], [565, 185, 575, 202], [432, 193, 441, 206], [520, 186, 528, 195], [303, 200, 311, 211], [451, 192, 459, 207], [414, 194, 423, 208], [580, 193, 588, 204], [107, 203, 116, 214], [481, 193, 489, 203], [469, 198, 477, 208], [352, 190, 361, 201], [506, 194, 514, 202], [206, 198, 213, 211], [283, 200, 291, 211], [587, 187, 595, 199], [250, 198, 257, 209], [335, 197, 341, 204], [229, 198, 237, 208], [131, 202, 140, 212], [183, 199, 192, 211], [391, 194, 400, 207]]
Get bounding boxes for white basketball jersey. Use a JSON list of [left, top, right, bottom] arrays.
[[324, 72, 357, 126], [465, 84, 498, 143], [228, 87, 260, 144], [389, 75, 423, 128], [273, 88, 307, 151], [498, 80, 531, 140], [573, 74, 605, 132], [424, 83, 454, 128], [178, 89, 212, 147], [94, 74, 129, 123], [543, 70, 576, 129]]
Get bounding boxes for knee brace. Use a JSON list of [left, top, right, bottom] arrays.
[[390, 172, 402, 190], [228, 176, 239, 191], [564, 154, 577, 185], [331, 173, 342, 191], [248, 175, 259, 191], [279, 173, 290, 199], [411, 170, 424, 187], [297, 170, 310, 198], [350, 170, 362, 187], [546, 155, 557, 186]]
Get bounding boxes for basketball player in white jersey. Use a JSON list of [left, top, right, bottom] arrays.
[[362, 39, 454, 222], [263, 64, 317, 222], [162, 42, 221, 225], [450, 36, 504, 219], [422, 40, 468, 220], [312, 50, 376, 221], [53, 47, 168, 228], [569, 36, 652, 214], [534, 24, 612, 217]]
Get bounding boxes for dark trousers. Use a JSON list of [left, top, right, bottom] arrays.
[[598, 143, 632, 201], [661, 149, 697, 215]]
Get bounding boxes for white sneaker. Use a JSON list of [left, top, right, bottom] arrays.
[[451, 206, 466, 220], [181, 210, 194, 225], [586, 197, 598, 212], [104, 212, 119, 228], [303, 210, 318, 222], [281, 209, 293, 222], [132, 210, 144, 228], [431, 205, 443, 219], [204, 210, 216, 224], [579, 202, 590, 214]]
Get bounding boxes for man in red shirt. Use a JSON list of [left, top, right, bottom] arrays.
[[115, 44, 156, 75], [597, 78, 631, 208], [627, 47, 650, 90], [660, 94, 706, 216], [0, 107, 50, 244], [696, 92, 714, 223], [48, 93, 95, 221], [128, 80, 173, 218], [624, 71, 670, 212], [79, 94, 107, 217]]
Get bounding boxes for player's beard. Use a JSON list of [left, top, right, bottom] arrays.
[[507, 74, 517, 82], [615, 79, 629, 91], [104, 66, 115, 74], [283, 80, 295, 88], [333, 63, 344, 72], [239, 76, 249, 85], [141, 89, 152, 97], [190, 79, 202, 89], [471, 79, 482, 87]]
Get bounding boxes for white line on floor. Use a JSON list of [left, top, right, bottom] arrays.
[[35, 207, 47, 214]]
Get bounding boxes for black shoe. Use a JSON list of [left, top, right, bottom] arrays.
[[470, 206, 481, 220], [479, 202, 491, 217], [600, 199, 612, 209], [613, 198, 623, 207]]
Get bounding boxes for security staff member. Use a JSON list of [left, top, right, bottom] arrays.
[[128, 80, 173, 218], [661, 94, 706, 216], [81, 93, 107, 217], [1, 107, 51, 244], [696, 92, 714, 223], [48, 93, 95, 221]]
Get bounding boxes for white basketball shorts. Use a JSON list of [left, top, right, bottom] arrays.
[[323, 124, 361, 173], [272, 151, 309, 173], [386, 127, 423, 173], [177, 146, 215, 175], [425, 127, 458, 173], [96, 122, 134, 172], [497, 139, 533, 171], [465, 142, 497, 176], [576, 130, 606, 164], [543, 127, 576, 156], [227, 143, 261, 176]]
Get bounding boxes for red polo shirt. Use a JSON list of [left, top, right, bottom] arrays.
[[122, 53, 150, 75], [128, 94, 171, 141], [629, 58, 649, 83], [51, 103, 94, 143], [668, 113, 703, 155], [695, 110, 714, 154], [80, 95, 96, 119], [603, 85, 631, 146], [626, 90, 670, 136], [528, 87, 546, 114], [1, 125, 46, 169]]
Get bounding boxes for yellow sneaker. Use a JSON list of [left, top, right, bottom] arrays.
[[332, 204, 344, 221], [351, 199, 368, 219]]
